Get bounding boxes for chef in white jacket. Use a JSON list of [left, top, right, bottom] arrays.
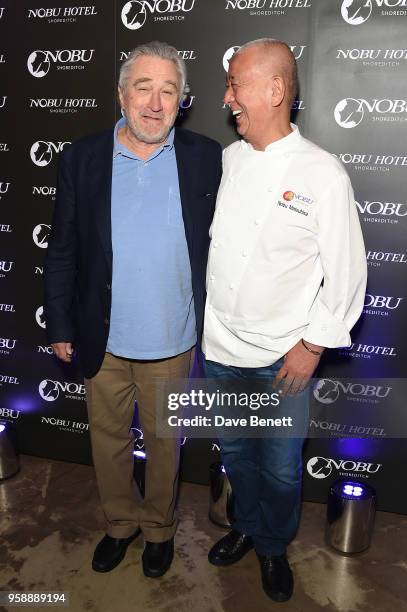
[[203, 38, 367, 603]]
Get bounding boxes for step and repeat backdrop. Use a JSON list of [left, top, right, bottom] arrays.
[[1, 0, 406, 512]]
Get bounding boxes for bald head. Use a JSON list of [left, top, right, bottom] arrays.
[[233, 39, 298, 108]]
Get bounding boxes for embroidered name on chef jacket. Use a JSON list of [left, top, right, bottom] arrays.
[[277, 189, 314, 216]]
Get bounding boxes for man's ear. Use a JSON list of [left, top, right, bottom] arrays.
[[270, 75, 285, 107]]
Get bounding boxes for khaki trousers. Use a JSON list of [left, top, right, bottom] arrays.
[[85, 348, 193, 541]]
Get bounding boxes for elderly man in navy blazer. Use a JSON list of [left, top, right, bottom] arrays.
[[44, 41, 222, 578]]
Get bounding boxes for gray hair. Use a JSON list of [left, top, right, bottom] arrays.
[[234, 38, 298, 106], [119, 41, 187, 101]]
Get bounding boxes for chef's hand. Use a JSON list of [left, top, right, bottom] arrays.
[[273, 340, 324, 395]]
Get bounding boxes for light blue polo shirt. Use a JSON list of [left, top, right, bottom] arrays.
[[106, 118, 196, 359]]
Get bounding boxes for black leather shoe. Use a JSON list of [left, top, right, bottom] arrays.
[[257, 553, 294, 602], [92, 530, 141, 572], [208, 530, 253, 566], [142, 538, 174, 578]]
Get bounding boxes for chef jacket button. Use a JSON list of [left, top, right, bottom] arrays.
[[242, 251, 248, 257], [268, 187, 273, 192], [213, 241, 218, 248], [254, 219, 260, 226], [229, 283, 235, 290], [210, 274, 215, 281], [224, 314, 230, 321], [284, 153, 290, 158], [229, 176, 234, 183], [321, 326, 327, 331]]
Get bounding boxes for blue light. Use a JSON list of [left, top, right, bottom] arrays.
[[133, 450, 146, 459], [343, 483, 364, 497], [0, 424, 5, 433]]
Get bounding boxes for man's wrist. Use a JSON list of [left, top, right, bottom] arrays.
[[301, 339, 325, 356]]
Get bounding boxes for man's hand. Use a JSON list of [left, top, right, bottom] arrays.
[[51, 342, 74, 363], [273, 340, 324, 395]]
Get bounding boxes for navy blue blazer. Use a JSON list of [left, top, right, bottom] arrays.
[[44, 127, 222, 378]]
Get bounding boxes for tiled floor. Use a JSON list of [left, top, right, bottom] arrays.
[[0, 455, 406, 612]]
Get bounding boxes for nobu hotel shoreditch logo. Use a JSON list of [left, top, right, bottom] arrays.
[[29, 98, 98, 114], [27, 49, 95, 78], [27, 6, 97, 23], [121, 0, 196, 30]]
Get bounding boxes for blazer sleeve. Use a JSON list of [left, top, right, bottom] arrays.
[[43, 147, 78, 344]]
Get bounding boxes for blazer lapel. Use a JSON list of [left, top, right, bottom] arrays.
[[90, 130, 114, 274], [174, 128, 195, 256]]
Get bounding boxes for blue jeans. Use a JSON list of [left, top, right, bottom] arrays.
[[204, 356, 308, 556]]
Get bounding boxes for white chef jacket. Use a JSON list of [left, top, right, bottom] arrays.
[[202, 124, 367, 368]]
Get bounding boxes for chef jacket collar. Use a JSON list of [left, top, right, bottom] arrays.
[[240, 123, 301, 154]]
